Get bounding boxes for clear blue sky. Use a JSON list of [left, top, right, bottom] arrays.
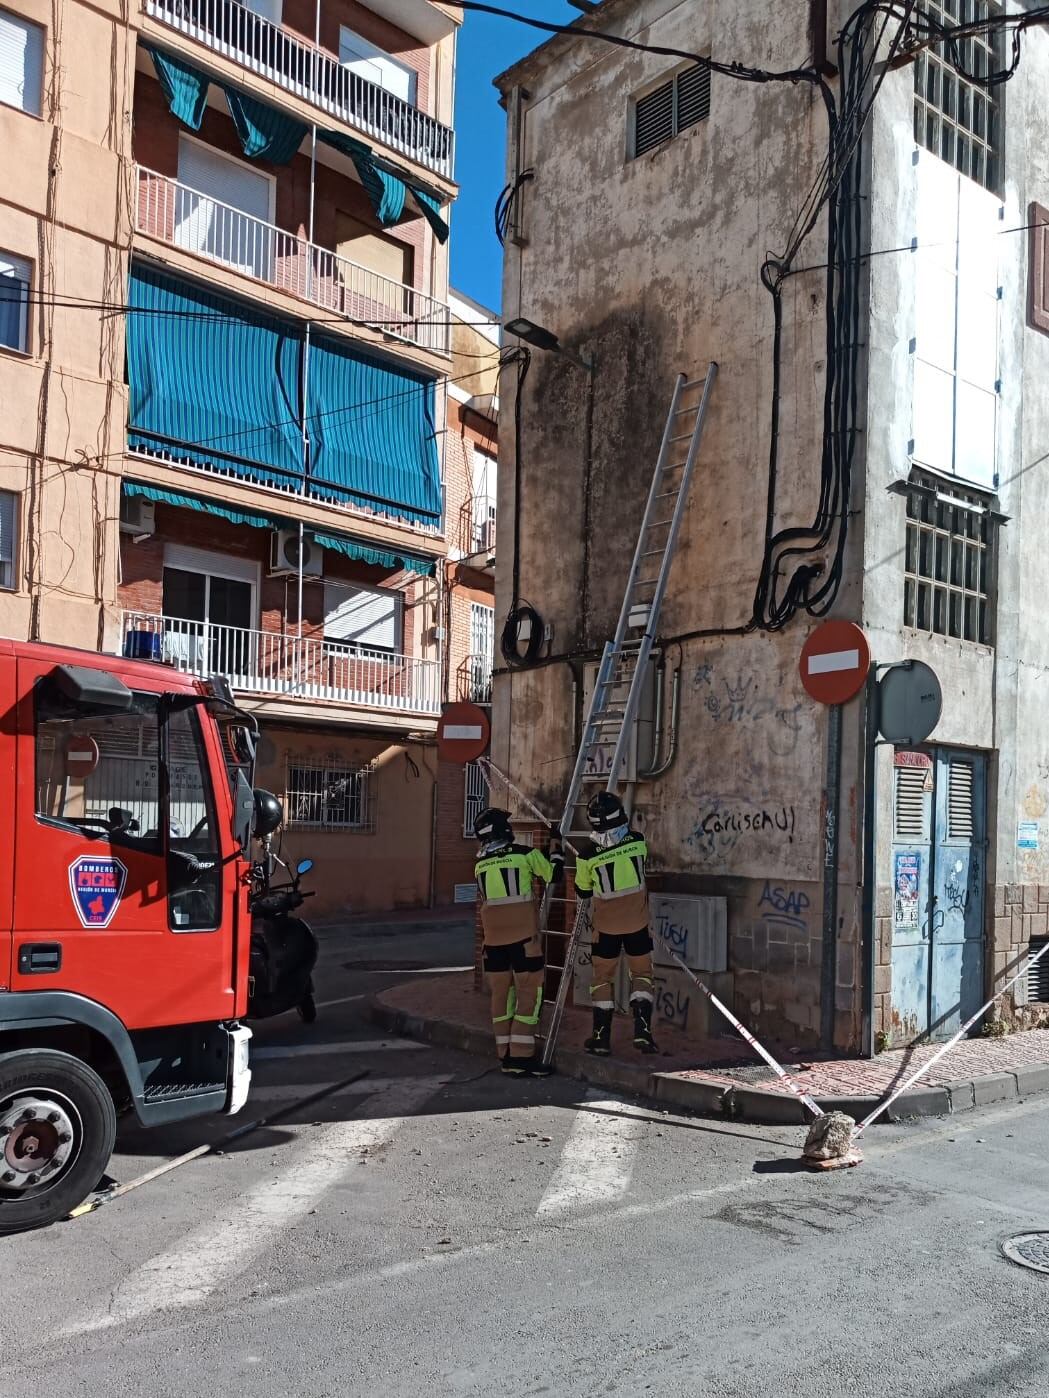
[[450, 3, 576, 312]]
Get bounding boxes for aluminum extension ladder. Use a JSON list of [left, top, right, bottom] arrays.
[[540, 364, 719, 1063]]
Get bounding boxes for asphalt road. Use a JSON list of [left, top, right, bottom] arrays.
[[4, 920, 1049, 1398]]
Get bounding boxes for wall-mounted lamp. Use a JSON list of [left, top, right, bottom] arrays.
[[503, 316, 594, 373]]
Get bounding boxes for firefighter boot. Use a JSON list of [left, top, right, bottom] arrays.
[[502, 1054, 555, 1078], [632, 999, 658, 1054], [585, 1006, 614, 1056]]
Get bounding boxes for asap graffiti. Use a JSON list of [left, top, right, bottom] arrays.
[[758, 881, 811, 931]]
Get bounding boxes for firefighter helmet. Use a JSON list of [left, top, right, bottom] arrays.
[[587, 791, 628, 833], [473, 806, 513, 844]]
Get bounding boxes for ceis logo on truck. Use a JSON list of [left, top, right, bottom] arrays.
[[68, 855, 128, 928]]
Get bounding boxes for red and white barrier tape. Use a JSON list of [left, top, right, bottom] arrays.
[[479, 757, 823, 1119], [853, 936, 1049, 1137]]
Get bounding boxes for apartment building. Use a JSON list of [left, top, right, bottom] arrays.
[[494, 0, 1049, 1053], [0, 0, 471, 916]]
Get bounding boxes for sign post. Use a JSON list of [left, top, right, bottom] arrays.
[[800, 621, 871, 1055]]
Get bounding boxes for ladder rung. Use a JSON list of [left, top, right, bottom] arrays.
[[633, 579, 658, 587], [682, 377, 707, 389], [648, 519, 674, 528], [668, 433, 693, 443], [655, 490, 678, 499], [641, 548, 663, 557]]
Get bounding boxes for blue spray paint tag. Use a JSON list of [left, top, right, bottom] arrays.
[[68, 856, 128, 929]]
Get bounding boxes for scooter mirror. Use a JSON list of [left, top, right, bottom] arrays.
[[296, 859, 314, 875]]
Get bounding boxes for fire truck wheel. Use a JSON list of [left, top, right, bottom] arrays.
[[0, 1050, 117, 1235]]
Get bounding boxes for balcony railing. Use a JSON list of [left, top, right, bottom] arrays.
[[145, 0, 455, 180], [136, 166, 450, 354], [458, 652, 493, 705], [121, 612, 441, 715], [458, 494, 496, 559]]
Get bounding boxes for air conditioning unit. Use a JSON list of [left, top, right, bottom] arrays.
[[269, 529, 324, 578], [119, 497, 155, 539]]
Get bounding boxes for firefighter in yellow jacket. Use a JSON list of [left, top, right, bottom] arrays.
[[575, 791, 658, 1056], [474, 807, 563, 1077]]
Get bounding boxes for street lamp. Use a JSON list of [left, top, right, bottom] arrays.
[[503, 316, 594, 373]]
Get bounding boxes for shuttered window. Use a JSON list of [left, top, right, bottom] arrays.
[[0, 8, 43, 116], [1030, 201, 1049, 335], [324, 582, 401, 653], [633, 62, 711, 158], [894, 765, 929, 841], [0, 251, 30, 352], [1028, 939, 1049, 1003], [946, 758, 975, 839]]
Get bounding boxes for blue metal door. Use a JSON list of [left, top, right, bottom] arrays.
[[888, 748, 987, 1044], [930, 749, 987, 1039]]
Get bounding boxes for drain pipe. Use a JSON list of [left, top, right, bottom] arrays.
[[639, 660, 681, 781]]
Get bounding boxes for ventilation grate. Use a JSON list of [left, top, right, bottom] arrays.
[[634, 79, 674, 156], [947, 759, 975, 839], [894, 766, 928, 841], [1028, 939, 1049, 1003], [676, 63, 712, 133]]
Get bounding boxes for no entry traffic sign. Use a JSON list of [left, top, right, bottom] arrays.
[[800, 621, 870, 706], [436, 702, 491, 764], [63, 734, 100, 780]]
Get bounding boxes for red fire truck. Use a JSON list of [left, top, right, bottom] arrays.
[[0, 638, 270, 1233]]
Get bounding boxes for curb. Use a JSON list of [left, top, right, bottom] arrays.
[[367, 997, 1049, 1126]]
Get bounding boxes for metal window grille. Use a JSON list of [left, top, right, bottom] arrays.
[[913, 0, 1003, 192], [286, 759, 375, 832], [463, 760, 489, 839], [903, 478, 993, 644], [1028, 939, 1049, 1003], [633, 61, 711, 158]]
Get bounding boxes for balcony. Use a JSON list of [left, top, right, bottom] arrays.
[[145, 0, 455, 180], [122, 612, 441, 716], [457, 652, 493, 706], [136, 166, 450, 355], [458, 494, 496, 562]]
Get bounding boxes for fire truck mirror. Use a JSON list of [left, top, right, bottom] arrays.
[[233, 770, 255, 853], [50, 664, 133, 712]]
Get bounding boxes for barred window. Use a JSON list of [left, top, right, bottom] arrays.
[[286, 759, 374, 831], [903, 477, 994, 645], [632, 62, 711, 159], [913, 0, 1003, 192], [463, 760, 489, 839]]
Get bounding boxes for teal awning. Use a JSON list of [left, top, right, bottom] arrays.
[[146, 46, 208, 130], [319, 130, 450, 243], [224, 85, 308, 163], [122, 482, 436, 576]]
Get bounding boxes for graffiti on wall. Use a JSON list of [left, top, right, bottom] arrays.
[[692, 664, 804, 758], [686, 798, 797, 861], [757, 880, 811, 933]]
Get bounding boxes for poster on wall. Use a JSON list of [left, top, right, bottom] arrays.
[[894, 850, 921, 931], [1018, 821, 1040, 852]]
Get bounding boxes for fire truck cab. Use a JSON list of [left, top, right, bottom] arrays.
[[0, 639, 260, 1233]]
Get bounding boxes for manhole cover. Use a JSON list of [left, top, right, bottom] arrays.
[[1002, 1233, 1049, 1273]]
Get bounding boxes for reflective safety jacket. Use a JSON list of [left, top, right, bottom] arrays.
[[575, 833, 649, 935], [475, 843, 562, 946]]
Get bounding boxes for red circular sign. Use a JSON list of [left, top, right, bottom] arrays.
[[64, 734, 100, 780], [436, 702, 491, 763], [800, 621, 871, 705]]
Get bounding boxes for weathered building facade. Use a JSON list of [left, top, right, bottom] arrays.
[[494, 0, 1049, 1053], [0, 0, 485, 917]]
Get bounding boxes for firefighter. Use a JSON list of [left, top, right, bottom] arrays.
[[575, 792, 657, 1056], [474, 807, 563, 1077]]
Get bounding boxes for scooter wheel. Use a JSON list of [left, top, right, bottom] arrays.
[[297, 994, 317, 1024]]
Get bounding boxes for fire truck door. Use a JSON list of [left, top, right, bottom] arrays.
[[0, 654, 15, 990], [12, 661, 236, 1028]]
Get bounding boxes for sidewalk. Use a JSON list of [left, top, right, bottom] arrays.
[[369, 972, 1049, 1124]]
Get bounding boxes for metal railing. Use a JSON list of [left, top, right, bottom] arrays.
[[136, 166, 450, 354], [121, 612, 441, 715], [458, 493, 496, 559], [458, 652, 493, 705], [145, 0, 455, 179]]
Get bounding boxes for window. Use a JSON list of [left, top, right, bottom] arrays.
[[0, 8, 43, 116], [339, 27, 416, 103], [1029, 201, 1049, 336], [632, 62, 711, 158], [913, 1, 1002, 192], [324, 582, 401, 654], [162, 545, 258, 681], [911, 149, 1001, 487], [470, 446, 496, 554], [175, 136, 275, 279], [0, 489, 17, 589], [467, 602, 494, 704], [463, 760, 489, 838], [35, 684, 163, 853], [243, 0, 281, 21], [903, 478, 993, 645], [286, 758, 374, 831], [0, 251, 30, 353], [165, 705, 222, 931], [335, 211, 412, 289]]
